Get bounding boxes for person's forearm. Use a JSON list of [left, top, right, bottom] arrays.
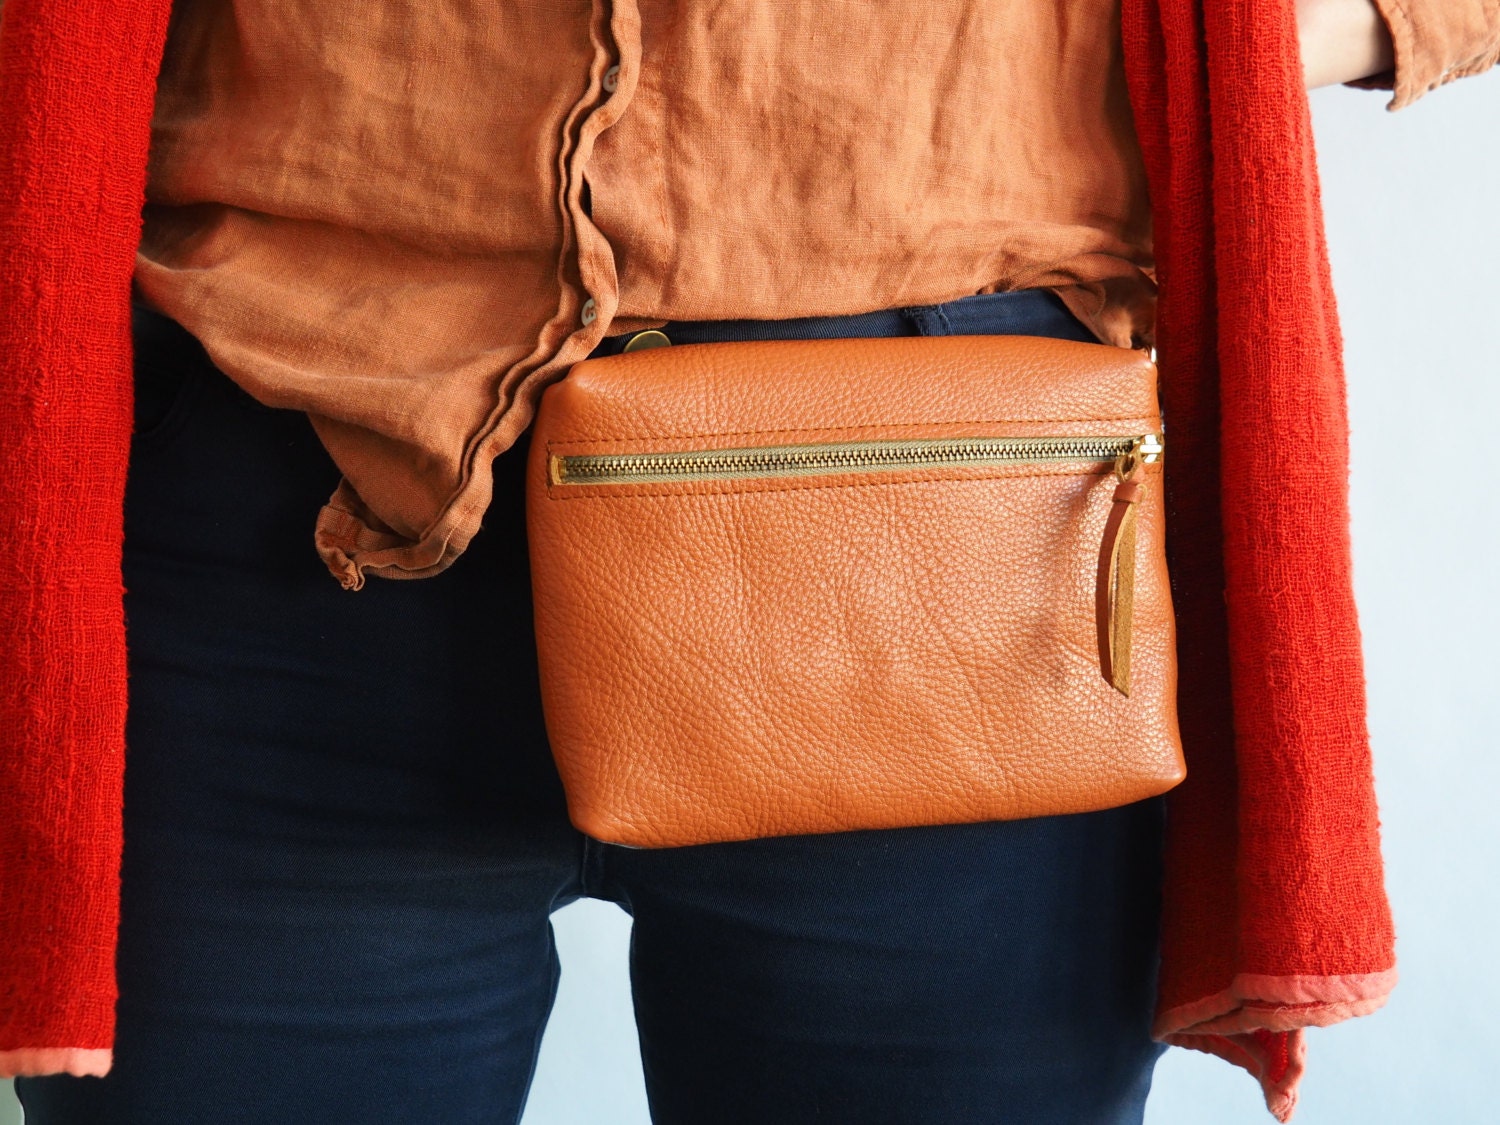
[[1296, 0, 1396, 88]]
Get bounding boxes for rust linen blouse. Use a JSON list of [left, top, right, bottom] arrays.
[[132, 0, 1497, 589]]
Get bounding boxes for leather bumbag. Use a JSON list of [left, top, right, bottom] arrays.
[[525, 334, 1185, 848]]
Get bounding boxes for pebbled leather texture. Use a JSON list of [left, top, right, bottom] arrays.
[[526, 334, 1185, 848]]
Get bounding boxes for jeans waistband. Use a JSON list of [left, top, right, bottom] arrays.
[[593, 287, 1096, 355]]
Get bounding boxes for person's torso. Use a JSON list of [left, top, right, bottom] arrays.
[[133, 0, 1157, 578]]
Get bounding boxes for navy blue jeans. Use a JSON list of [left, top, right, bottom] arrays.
[[18, 290, 1167, 1124]]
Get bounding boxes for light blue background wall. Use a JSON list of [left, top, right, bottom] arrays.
[[5, 64, 1496, 1125]]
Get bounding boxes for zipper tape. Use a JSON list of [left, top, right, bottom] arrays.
[[550, 433, 1161, 486]]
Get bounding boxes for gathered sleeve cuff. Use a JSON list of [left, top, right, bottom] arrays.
[[1344, 0, 1500, 110]]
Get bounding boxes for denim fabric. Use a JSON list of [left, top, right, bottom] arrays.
[[589, 287, 1099, 352], [18, 289, 1165, 1125]]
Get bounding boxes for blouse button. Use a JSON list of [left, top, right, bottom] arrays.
[[580, 298, 598, 326], [602, 65, 621, 94]]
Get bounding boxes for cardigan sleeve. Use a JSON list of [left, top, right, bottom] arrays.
[[1343, 0, 1500, 109], [0, 0, 173, 1079]]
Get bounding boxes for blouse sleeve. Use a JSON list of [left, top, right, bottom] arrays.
[[1343, 0, 1500, 110]]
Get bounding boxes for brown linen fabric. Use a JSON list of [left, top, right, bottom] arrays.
[[1349, 0, 1500, 108], [132, 0, 1497, 589]]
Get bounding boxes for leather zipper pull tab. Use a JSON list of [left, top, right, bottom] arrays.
[[1097, 439, 1148, 695]]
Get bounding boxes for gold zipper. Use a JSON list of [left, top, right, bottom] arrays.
[[551, 433, 1162, 486]]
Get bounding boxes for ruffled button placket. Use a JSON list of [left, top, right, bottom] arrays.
[[557, 0, 644, 351]]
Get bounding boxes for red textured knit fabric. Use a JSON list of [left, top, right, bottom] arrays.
[[0, 0, 1396, 1117], [0, 0, 175, 1071], [1121, 0, 1397, 1119]]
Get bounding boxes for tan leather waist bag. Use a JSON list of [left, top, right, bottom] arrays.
[[525, 334, 1185, 848]]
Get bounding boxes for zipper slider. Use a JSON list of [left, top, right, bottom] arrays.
[[1113, 434, 1161, 482]]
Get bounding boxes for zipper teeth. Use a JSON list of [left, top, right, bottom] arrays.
[[555, 435, 1153, 485]]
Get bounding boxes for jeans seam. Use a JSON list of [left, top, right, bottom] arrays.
[[579, 833, 608, 899]]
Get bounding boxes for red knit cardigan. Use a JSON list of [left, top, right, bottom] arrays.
[[0, 0, 1396, 1119]]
